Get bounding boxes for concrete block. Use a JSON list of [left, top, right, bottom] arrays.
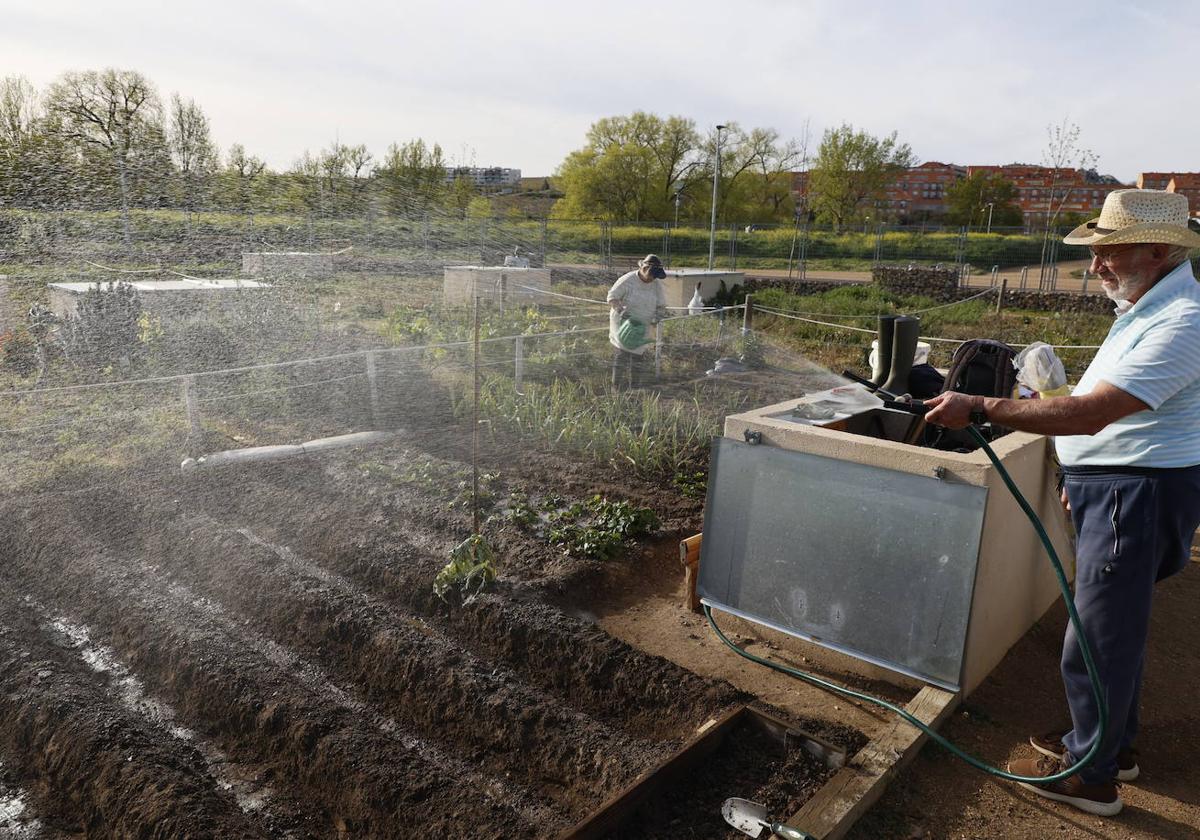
[[47, 279, 271, 321], [242, 252, 334, 279]]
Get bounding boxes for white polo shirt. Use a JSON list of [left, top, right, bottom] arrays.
[[1056, 260, 1200, 468]]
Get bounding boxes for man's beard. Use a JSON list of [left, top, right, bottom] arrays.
[[1100, 269, 1155, 303]]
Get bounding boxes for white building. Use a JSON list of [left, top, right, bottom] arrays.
[[445, 166, 522, 190]]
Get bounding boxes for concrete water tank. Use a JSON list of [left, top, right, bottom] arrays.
[[708, 398, 1074, 695], [660, 270, 743, 310], [443, 266, 552, 307]]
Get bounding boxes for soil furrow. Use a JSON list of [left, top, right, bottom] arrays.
[[31, 604, 303, 834], [0, 585, 269, 840], [134, 508, 662, 813], [0, 517, 547, 839], [141, 570, 565, 831], [175, 458, 742, 737]]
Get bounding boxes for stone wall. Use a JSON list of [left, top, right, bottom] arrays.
[[873, 266, 961, 300]]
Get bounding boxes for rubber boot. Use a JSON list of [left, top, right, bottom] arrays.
[[881, 316, 920, 397]]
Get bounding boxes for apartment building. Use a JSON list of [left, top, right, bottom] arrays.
[[445, 166, 522, 190], [1137, 172, 1200, 216], [882, 162, 965, 220], [791, 162, 1131, 224]]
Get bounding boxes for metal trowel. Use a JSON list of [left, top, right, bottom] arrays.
[[721, 798, 813, 839]]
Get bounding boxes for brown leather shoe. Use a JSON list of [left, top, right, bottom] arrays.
[[1030, 730, 1140, 781], [1009, 755, 1123, 816]]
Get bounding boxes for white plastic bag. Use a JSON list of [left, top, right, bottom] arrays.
[[1013, 342, 1069, 396]]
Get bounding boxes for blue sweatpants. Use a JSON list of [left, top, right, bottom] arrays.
[[1061, 465, 1200, 783]]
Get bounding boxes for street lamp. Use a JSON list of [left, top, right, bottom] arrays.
[[708, 124, 727, 270], [985, 202, 995, 234]]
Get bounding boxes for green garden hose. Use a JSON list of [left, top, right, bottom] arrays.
[[704, 425, 1108, 783]]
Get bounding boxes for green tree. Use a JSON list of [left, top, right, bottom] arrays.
[[945, 172, 1022, 228], [708, 124, 804, 224], [0, 76, 71, 209], [554, 112, 703, 221], [808, 124, 915, 230], [375, 138, 448, 216], [220, 142, 267, 219], [45, 68, 165, 247]]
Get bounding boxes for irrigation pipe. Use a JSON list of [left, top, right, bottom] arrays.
[[705, 425, 1107, 784]]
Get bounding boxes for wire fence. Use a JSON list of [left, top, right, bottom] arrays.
[[1, 207, 1113, 292]]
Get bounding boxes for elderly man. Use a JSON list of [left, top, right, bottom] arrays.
[[926, 189, 1200, 817], [607, 254, 667, 389]]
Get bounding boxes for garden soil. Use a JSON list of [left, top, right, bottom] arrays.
[[2, 392, 1198, 837]]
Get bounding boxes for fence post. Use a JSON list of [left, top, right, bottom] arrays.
[[654, 322, 663, 380], [1019, 266, 1029, 290], [990, 265, 999, 287], [365, 352, 381, 428], [539, 217, 548, 267], [514, 335, 524, 390], [800, 226, 809, 280], [743, 293, 754, 333], [1081, 269, 1089, 294], [996, 278, 1007, 314], [181, 375, 201, 449], [729, 224, 738, 269]]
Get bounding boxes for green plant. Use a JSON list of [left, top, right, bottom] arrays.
[[545, 494, 658, 560], [503, 491, 539, 529], [672, 468, 707, 499], [433, 534, 497, 603]]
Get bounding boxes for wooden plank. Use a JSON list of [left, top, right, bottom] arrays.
[[784, 685, 960, 840], [561, 705, 844, 840], [559, 705, 745, 840]]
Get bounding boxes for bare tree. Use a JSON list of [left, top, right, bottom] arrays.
[[168, 94, 219, 217], [1038, 118, 1098, 285], [226, 143, 266, 224], [45, 69, 163, 248], [0, 76, 39, 146], [343, 143, 373, 212]]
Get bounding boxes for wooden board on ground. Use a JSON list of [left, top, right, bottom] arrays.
[[784, 685, 960, 840]]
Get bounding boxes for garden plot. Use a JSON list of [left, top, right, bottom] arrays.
[[0, 285, 884, 836], [0, 422, 864, 837]]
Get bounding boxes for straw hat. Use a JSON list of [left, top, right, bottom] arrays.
[[1063, 189, 1200, 248]]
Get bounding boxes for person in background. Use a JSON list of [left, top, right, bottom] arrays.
[[607, 254, 667, 389], [925, 189, 1200, 817]]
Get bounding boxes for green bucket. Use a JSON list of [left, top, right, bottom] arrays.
[[617, 318, 647, 350]]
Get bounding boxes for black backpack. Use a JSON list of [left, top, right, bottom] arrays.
[[940, 339, 1018, 399], [931, 339, 1018, 451]]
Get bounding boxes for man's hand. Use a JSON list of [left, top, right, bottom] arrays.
[[924, 391, 982, 429], [1060, 488, 1071, 513]]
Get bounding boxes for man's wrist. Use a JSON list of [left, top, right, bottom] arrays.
[[969, 396, 988, 426]]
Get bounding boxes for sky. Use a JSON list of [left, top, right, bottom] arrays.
[[3, 0, 1195, 183]]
